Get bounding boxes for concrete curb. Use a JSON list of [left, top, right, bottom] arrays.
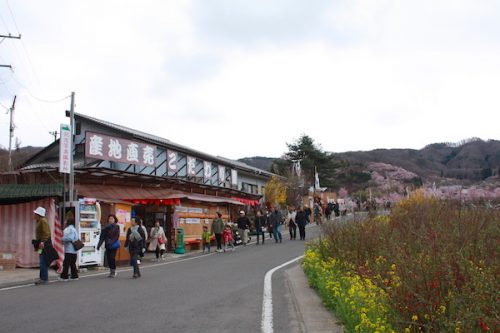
[[285, 264, 343, 333]]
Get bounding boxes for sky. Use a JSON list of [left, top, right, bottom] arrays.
[[0, 0, 499, 160]]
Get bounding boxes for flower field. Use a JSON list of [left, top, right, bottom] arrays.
[[303, 194, 499, 332]]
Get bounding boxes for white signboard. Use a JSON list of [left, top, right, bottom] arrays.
[[59, 124, 71, 174]]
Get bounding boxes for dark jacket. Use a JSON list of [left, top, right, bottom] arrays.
[[269, 210, 283, 228], [295, 211, 307, 227], [97, 223, 120, 250], [254, 216, 266, 232], [124, 226, 145, 255], [236, 216, 250, 230]]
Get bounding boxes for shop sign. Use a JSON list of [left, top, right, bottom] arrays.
[[187, 156, 197, 176], [218, 166, 225, 183], [167, 150, 178, 173], [59, 124, 71, 174], [85, 131, 156, 166], [204, 161, 212, 181]]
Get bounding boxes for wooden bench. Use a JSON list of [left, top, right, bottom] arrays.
[[184, 238, 201, 251]]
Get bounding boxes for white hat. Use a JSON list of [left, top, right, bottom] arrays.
[[34, 207, 46, 217], [239, 210, 245, 214]]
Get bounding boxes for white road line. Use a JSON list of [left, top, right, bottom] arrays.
[[261, 255, 304, 333]]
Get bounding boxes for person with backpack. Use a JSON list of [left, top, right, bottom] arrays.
[[254, 210, 266, 245], [97, 214, 120, 278], [125, 217, 145, 278], [269, 206, 283, 243]]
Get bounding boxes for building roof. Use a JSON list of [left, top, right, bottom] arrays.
[[0, 183, 63, 200], [73, 112, 275, 177]]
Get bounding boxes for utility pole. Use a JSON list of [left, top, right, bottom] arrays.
[[49, 130, 59, 142], [69, 92, 75, 202], [8, 95, 16, 171], [0, 33, 21, 69]]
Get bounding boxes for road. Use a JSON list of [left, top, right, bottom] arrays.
[[0, 226, 320, 333]]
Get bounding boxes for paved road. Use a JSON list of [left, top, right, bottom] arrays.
[[0, 226, 320, 333]]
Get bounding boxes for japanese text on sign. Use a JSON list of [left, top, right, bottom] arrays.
[[85, 131, 156, 166]]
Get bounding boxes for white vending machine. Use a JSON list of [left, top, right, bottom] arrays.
[[76, 198, 102, 266]]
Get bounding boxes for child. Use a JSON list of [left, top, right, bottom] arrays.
[[222, 224, 235, 252], [202, 225, 211, 253]]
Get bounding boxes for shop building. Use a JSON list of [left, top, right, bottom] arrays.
[[0, 113, 275, 267]]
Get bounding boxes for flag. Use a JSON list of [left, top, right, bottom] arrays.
[[314, 166, 320, 190]]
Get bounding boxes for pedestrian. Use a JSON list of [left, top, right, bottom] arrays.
[[32, 206, 57, 285], [211, 212, 224, 252], [97, 214, 120, 278], [304, 206, 312, 224], [148, 219, 166, 261], [296, 206, 307, 240], [135, 217, 147, 265], [125, 218, 145, 278], [223, 224, 235, 252], [202, 225, 211, 253], [314, 202, 322, 225], [254, 210, 266, 245], [287, 207, 297, 240], [60, 217, 79, 281], [236, 210, 250, 246], [266, 210, 273, 239], [269, 206, 283, 243]]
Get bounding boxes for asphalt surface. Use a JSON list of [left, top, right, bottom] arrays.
[[0, 226, 324, 333]]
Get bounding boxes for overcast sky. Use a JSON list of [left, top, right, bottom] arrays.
[[1, 1, 499, 160]]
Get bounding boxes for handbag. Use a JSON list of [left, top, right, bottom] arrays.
[[108, 239, 120, 250], [158, 236, 165, 245], [72, 239, 85, 251]]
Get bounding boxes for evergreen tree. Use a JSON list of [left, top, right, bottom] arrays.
[[271, 134, 338, 190]]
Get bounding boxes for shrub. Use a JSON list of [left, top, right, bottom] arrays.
[[306, 194, 499, 332]]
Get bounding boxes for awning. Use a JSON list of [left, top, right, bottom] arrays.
[[0, 183, 63, 200], [231, 197, 261, 206], [77, 184, 243, 206]]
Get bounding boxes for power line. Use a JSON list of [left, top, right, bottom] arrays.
[[5, 1, 20, 35]]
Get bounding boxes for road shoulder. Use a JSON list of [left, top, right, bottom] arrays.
[[285, 264, 343, 333]]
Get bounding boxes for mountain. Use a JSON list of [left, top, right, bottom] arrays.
[[237, 156, 275, 172], [0, 146, 44, 172], [239, 138, 500, 191]]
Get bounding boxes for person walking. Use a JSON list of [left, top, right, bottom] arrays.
[[236, 210, 250, 246], [125, 218, 145, 278], [296, 206, 308, 240], [222, 224, 235, 252], [97, 214, 120, 278], [60, 218, 79, 281], [254, 210, 266, 245], [270, 206, 283, 243], [266, 210, 273, 239], [202, 225, 211, 253], [211, 212, 224, 252], [148, 219, 166, 261], [33, 206, 56, 285], [287, 207, 297, 240]]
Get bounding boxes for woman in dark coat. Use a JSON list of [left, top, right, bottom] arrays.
[[97, 214, 120, 278], [125, 218, 145, 278], [295, 207, 308, 240]]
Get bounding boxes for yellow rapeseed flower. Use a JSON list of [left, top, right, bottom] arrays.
[[412, 314, 418, 322]]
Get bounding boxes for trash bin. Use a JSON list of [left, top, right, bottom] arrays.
[[174, 228, 185, 254]]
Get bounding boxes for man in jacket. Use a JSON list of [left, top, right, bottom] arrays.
[[269, 206, 283, 243], [211, 212, 225, 252], [236, 210, 250, 246], [33, 206, 52, 285], [254, 210, 266, 245]]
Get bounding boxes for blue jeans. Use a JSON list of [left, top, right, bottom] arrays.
[[39, 254, 49, 281], [273, 225, 282, 242]]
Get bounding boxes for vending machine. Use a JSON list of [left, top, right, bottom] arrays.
[[74, 198, 102, 266]]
